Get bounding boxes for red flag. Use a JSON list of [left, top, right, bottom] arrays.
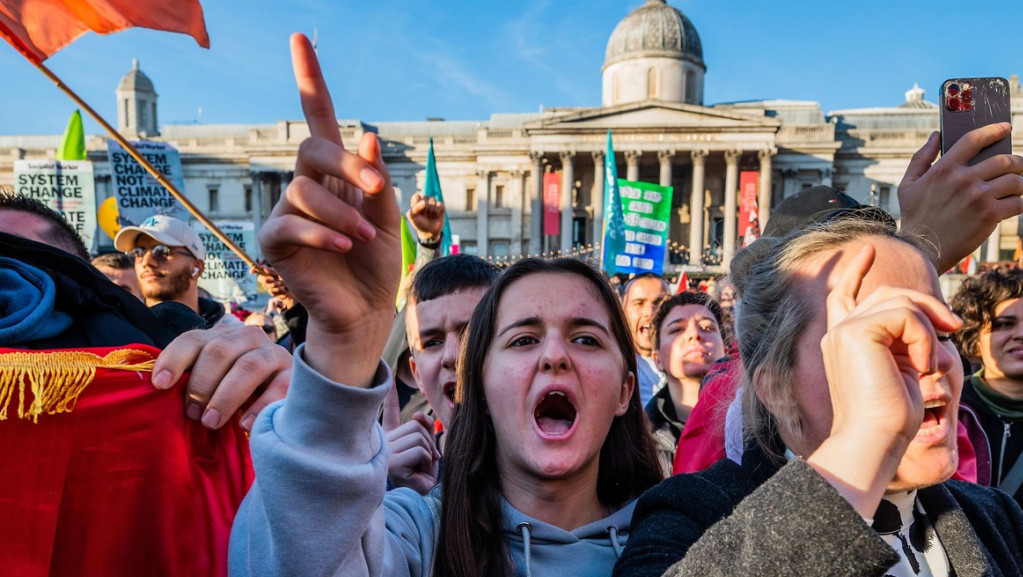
[[0, 0, 209, 63], [0, 345, 251, 577], [676, 271, 689, 294]]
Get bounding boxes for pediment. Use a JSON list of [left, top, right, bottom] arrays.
[[525, 101, 781, 131]]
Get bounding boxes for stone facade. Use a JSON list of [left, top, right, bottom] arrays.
[[1, 1, 1021, 272]]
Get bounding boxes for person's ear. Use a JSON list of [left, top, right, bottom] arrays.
[[616, 371, 635, 416], [653, 350, 663, 373], [408, 354, 423, 391]]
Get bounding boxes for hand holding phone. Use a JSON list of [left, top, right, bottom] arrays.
[[940, 77, 1012, 165]]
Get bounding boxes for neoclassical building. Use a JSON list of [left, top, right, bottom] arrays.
[[1, 0, 1021, 271]]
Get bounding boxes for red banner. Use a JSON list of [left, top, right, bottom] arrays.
[[738, 171, 760, 246], [543, 172, 560, 236]]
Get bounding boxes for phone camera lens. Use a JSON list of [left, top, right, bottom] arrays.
[[947, 83, 960, 94], [961, 101, 973, 111], [947, 96, 961, 110], [961, 89, 974, 102]]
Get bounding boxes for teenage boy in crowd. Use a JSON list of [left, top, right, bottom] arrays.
[[385, 253, 500, 494]]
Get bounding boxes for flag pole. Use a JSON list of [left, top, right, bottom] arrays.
[[31, 60, 259, 270]]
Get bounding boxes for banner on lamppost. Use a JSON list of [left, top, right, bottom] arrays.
[[194, 220, 258, 304], [542, 172, 560, 236], [615, 179, 674, 275], [14, 159, 97, 252], [107, 139, 188, 227], [739, 170, 760, 247]]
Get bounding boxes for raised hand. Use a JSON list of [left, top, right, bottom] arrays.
[[406, 192, 446, 243], [899, 123, 1023, 272], [258, 33, 401, 386]]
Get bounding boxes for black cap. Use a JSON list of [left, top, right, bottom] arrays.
[[761, 185, 863, 238]]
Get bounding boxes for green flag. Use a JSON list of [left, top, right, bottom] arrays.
[[397, 215, 418, 309], [56, 109, 86, 161], [602, 131, 626, 275], [423, 138, 453, 255]]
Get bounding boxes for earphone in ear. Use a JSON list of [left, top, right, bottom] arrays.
[[192, 267, 200, 277]]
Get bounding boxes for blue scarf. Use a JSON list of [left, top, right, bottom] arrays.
[[0, 257, 72, 346]]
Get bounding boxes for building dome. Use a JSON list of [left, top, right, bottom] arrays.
[[117, 59, 156, 94], [601, 0, 706, 107], [604, 0, 704, 69]]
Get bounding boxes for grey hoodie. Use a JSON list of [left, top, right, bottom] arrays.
[[229, 345, 636, 577]]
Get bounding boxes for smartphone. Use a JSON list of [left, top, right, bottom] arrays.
[[940, 77, 1012, 165]]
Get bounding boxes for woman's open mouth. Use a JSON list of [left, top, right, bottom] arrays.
[[917, 398, 949, 440], [533, 389, 578, 439]]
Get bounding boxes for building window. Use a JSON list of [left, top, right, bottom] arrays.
[[685, 70, 696, 103], [466, 187, 476, 211], [208, 185, 220, 212], [493, 184, 505, 209], [139, 104, 147, 131], [462, 242, 477, 255], [647, 68, 658, 99], [244, 185, 254, 212], [491, 241, 509, 257]]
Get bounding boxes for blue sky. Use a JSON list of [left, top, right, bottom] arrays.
[[2, 0, 1021, 135]]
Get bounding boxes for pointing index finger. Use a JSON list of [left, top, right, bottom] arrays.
[[290, 33, 342, 148]]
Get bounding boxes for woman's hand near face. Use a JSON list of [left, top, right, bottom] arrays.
[[259, 34, 401, 387], [807, 244, 962, 517]]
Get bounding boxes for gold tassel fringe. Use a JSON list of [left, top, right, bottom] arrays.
[[0, 349, 155, 423]]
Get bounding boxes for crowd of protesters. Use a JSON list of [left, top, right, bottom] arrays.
[[3, 31, 1023, 577]]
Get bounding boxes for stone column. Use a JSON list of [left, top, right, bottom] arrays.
[[625, 150, 641, 182], [559, 151, 575, 253], [758, 149, 775, 228], [251, 172, 267, 223], [658, 150, 674, 187], [477, 170, 489, 257], [722, 150, 740, 265], [511, 170, 524, 257], [688, 149, 707, 262], [591, 151, 605, 247], [985, 220, 1002, 262], [529, 152, 543, 255]]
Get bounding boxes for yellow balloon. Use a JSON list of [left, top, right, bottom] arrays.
[[97, 197, 120, 240]]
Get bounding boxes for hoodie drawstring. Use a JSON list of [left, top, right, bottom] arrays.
[[517, 522, 533, 577], [607, 526, 624, 557]]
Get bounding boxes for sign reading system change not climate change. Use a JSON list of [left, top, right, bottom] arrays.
[[107, 140, 187, 226], [14, 159, 97, 252]]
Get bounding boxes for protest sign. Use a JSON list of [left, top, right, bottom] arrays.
[[14, 159, 97, 251], [107, 140, 187, 226], [195, 221, 258, 303], [614, 179, 673, 275]]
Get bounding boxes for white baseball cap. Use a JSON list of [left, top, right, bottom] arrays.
[[114, 215, 206, 261]]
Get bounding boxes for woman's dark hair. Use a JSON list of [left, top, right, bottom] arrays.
[[434, 258, 662, 577], [950, 268, 1023, 359], [652, 291, 726, 350]]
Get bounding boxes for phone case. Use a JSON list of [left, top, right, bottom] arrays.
[[940, 77, 1012, 165]]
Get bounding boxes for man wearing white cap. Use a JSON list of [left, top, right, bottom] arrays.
[[115, 215, 239, 329]]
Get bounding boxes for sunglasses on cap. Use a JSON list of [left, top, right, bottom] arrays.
[[127, 244, 194, 262]]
